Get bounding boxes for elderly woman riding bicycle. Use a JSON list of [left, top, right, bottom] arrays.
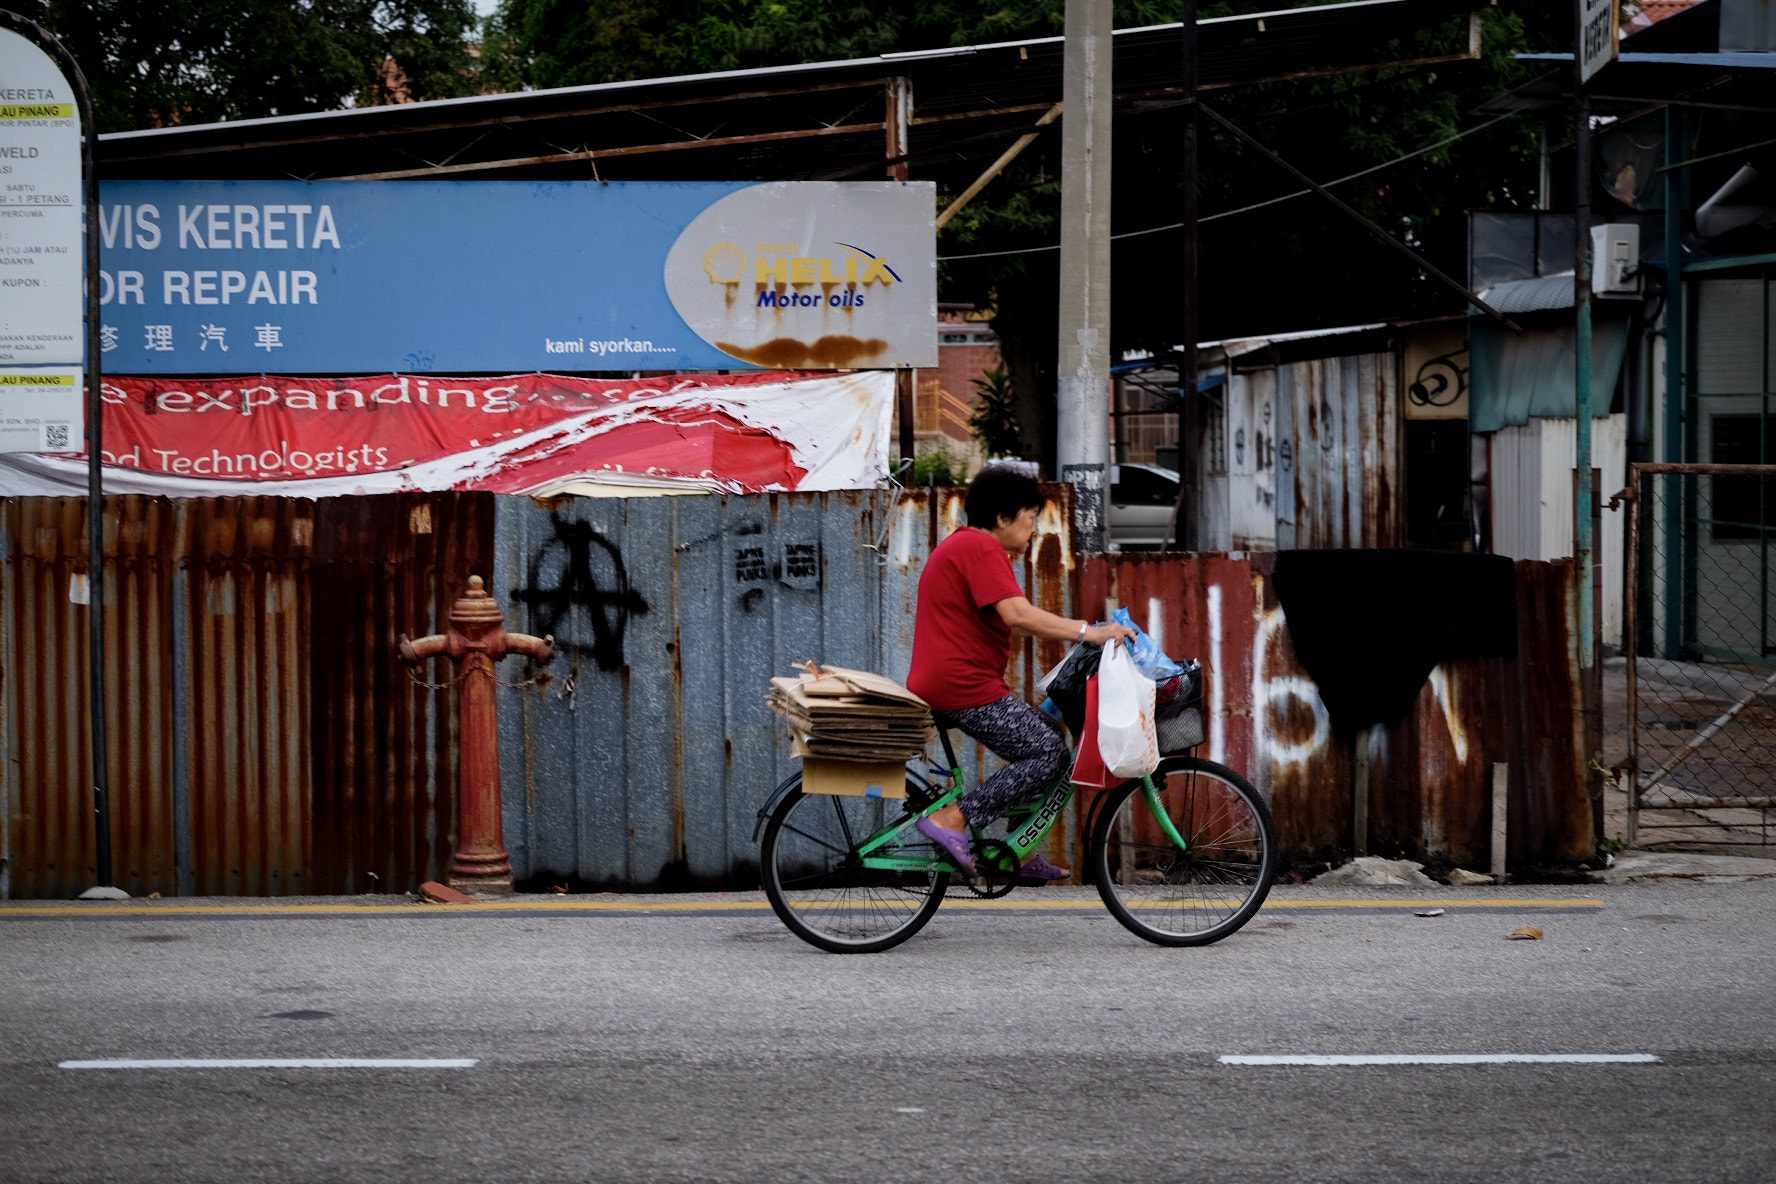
[[904, 464, 1136, 878]]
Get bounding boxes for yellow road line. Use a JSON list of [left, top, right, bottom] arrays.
[[0, 896, 1605, 917]]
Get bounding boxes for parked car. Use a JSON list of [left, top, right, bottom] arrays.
[[1108, 463, 1180, 550]]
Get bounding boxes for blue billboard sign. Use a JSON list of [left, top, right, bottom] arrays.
[[97, 180, 937, 374]]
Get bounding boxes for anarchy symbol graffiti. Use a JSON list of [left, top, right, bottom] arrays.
[[513, 516, 650, 673]]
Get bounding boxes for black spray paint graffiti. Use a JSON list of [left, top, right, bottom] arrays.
[[730, 521, 821, 613], [513, 516, 649, 673], [1409, 351, 1469, 409]]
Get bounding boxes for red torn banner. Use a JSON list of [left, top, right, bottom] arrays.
[[1, 370, 894, 497]]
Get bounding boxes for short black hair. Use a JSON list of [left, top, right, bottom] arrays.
[[964, 464, 1045, 528]]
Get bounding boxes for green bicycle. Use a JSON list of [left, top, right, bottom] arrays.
[[755, 716, 1278, 954]]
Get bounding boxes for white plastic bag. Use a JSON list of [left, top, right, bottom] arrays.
[[1096, 639, 1159, 780]]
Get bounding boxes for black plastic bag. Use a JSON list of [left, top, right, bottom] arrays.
[[1041, 641, 1101, 735]]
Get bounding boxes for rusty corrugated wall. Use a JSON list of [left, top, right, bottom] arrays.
[[0, 493, 492, 899], [306, 494, 493, 896], [1081, 552, 1591, 867], [494, 485, 1077, 889], [3, 487, 1586, 899], [1276, 352, 1401, 550], [1, 498, 179, 898]]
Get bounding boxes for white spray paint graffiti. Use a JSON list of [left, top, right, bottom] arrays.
[[1208, 584, 1225, 764], [1251, 604, 1329, 767], [1427, 665, 1468, 764]]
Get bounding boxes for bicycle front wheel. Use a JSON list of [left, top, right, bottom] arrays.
[[760, 781, 950, 954], [1089, 757, 1277, 946]]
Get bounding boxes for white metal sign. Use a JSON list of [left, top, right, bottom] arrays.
[[1578, 0, 1619, 85], [0, 28, 82, 451], [662, 182, 937, 369]]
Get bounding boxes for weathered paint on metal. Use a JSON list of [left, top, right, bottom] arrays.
[[0, 486, 1583, 898], [1082, 552, 1590, 868], [307, 493, 493, 895], [0, 497, 179, 899], [494, 484, 1076, 888], [177, 497, 310, 896], [1276, 353, 1401, 550], [0, 493, 493, 899]]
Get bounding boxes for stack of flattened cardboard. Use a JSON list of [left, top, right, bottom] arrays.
[[767, 662, 936, 763]]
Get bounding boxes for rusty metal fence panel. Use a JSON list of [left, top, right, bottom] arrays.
[[0, 498, 179, 899], [2, 487, 1587, 897], [305, 493, 493, 895], [1625, 463, 1776, 847], [493, 485, 1076, 889], [1082, 552, 1589, 869], [1279, 353, 1402, 551], [0, 493, 491, 899]]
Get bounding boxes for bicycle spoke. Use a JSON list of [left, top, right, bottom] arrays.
[[774, 817, 855, 858], [763, 787, 948, 952], [1093, 759, 1276, 945]]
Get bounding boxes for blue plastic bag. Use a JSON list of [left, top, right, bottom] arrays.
[[1111, 607, 1186, 681]]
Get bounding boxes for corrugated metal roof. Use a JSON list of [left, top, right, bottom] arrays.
[[1477, 272, 1579, 314], [1202, 322, 1393, 357], [97, 0, 1491, 184]]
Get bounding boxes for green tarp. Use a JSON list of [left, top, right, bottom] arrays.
[[1468, 317, 1628, 434]]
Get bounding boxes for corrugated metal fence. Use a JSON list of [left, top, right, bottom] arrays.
[[1082, 552, 1592, 867], [492, 485, 1077, 888], [1, 486, 1588, 898], [0, 493, 490, 899]]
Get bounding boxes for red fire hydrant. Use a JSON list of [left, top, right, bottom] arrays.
[[399, 575, 553, 894]]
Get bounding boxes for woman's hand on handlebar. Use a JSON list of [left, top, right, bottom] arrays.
[[1083, 622, 1137, 647]]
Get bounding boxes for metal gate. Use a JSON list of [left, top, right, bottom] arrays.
[[1624, 462, 1776, 847]]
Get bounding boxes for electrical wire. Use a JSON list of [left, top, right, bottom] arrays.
[[937, 112, 1519, 262]]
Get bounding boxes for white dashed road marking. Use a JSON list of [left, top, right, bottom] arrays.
[[60, 1058, 478, 1070], [1220, 1053, 1660, 1067]]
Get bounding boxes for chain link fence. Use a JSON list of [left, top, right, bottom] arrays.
[[1625, 463, 1776, 848]]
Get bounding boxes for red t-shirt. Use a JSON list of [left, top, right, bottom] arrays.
[[905, 527, 1026, 711]]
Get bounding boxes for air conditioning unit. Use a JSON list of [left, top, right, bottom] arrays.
[[1591, 223, 1640, 297]]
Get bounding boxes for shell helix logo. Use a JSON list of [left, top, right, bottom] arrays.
[[702, 242, 902, 310]]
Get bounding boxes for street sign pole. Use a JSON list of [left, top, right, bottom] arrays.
[[1574, 0, 1615, 842], [1573, 0, 1615, 677], [0, 9, 109, 890], [1057, 0, 1113, 554]]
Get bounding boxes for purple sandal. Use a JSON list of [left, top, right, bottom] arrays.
[[915, 816, 976, 875], [1017, 853, 1071, 884]]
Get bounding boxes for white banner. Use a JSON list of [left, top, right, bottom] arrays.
[[0, 27, 83, 452]]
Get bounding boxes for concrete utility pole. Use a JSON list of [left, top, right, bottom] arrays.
[[1056, 0, 1113, 553]]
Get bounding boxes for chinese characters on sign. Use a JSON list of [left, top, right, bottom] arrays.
[[98, 180, 938, 374]]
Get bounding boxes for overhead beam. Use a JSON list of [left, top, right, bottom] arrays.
[[935, 103, 1062, 229], [335, 121, 889, 180]]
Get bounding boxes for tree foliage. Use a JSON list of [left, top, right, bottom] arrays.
[[19, 0, 479, 133], [968, 368, 1023, 459], [481, 0, 1182, 91]]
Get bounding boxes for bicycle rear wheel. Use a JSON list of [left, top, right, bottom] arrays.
[[1089, 756, 1277, 946], [760, 781, 950, 954]]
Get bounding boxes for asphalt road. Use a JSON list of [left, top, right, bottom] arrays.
[[2, 883, 1773, 1183]]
